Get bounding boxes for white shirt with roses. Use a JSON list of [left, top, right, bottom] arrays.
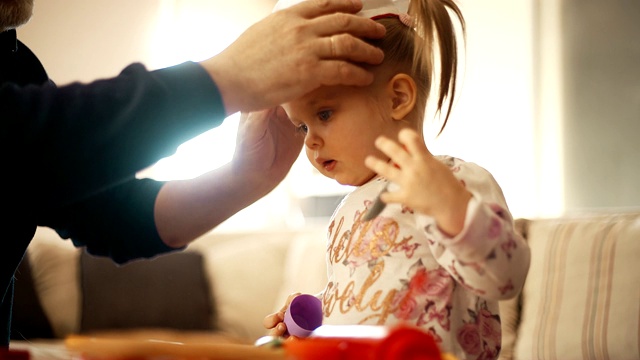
[[318, 155, 531, 360]]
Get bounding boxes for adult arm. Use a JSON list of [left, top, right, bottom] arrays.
[[2, 61, 224, 209], [155, 108, 304, 247], [41, 108, 304, 261]]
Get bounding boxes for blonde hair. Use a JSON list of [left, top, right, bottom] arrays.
[[369, 0, 465, 135]]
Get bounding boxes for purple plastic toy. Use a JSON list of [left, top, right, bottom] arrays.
[[283, 294, 323, 338]]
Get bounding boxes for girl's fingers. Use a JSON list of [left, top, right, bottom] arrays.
[[374, 135, 412, 169], [267, 322, 287, 336], [398, 128, 432, 158], [365, 155, 400, 180], [263, 311, 284, 328]]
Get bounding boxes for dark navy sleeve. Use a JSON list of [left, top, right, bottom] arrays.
[[1, 61, 226, 209], [41, 177, 175, 264], [1, 61, 228, 263]]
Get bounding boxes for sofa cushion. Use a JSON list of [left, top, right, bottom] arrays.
[[10, 253, 55, 340], [80, 250, 214, 332], [200, 232, 295, 342], [273, 231, 328, 313], [27, 227, 82, 338], [513, 212, 640, 360]]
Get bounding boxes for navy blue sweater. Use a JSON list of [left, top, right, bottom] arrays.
[[0, 29, 226, 346]]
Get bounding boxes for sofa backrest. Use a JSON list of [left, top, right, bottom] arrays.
[[500, 212, 640, 360]]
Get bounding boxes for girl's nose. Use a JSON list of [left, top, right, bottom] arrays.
[[304, 129, 322, 149]]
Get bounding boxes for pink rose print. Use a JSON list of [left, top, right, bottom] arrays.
[[498, 279, 514, 296], [407, 263, 430, 295], [478, 308, 502, 346], [488, 203, 506, 219], [395, 261, 455, 331], [395, 237, 420, 258], [457, 323, 482, 355], [457, 302, 502, 359], [477, 347, 500, 360], [346, 215, 399, 269], [418, 301, 451, 331], [501, 236, 517, 259], [392, 289, 421, 320], [424, 268, 454, 299], [487, 217, 502, 238]]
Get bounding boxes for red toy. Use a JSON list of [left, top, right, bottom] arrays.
[[284, 324, 446, 360]]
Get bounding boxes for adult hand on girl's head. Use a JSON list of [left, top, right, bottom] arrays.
[[233, 109, 303, 194], [202, 0, 386, 115], [364, 128, 472, 237]]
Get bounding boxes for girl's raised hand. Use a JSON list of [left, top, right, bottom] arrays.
[[364, 128, 471, 236]]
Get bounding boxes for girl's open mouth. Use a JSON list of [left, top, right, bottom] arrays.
[[323, 160, 336, 171]]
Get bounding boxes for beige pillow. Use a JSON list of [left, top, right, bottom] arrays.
[[27, 227, 82, 338], [200, 231, 293, 342], [514, 213, 640, 360], [272, 229, 328, 313]]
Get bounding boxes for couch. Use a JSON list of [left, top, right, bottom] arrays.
[[8, 211, 640, 360]]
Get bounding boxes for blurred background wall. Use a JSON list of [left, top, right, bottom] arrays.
[[16, 0, 639, 231], [558, 0, 640, 210]]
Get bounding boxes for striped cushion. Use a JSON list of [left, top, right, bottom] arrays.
[[513, 212, 640, 360]]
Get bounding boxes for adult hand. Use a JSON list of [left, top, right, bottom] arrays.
[[233, 108, 304, 193], [364, 128, 472, 236], [154, 109, 301, 248], [202, 0, 386, 115]]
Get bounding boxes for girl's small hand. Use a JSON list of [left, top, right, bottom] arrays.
[[263, 311, 287, 337], [262, 292, 301, 338], [364, 128, 471, 236]]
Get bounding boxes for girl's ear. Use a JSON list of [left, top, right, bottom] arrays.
[[387, 73, 417, 121]]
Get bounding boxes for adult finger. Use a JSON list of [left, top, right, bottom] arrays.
[[314, 60, 375, 86], [309, 12, 386, 40], [321, 33, 384, 63], [288, 0, 364, 18]]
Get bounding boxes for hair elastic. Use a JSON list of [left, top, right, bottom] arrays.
[[371, 12, 413, 27]]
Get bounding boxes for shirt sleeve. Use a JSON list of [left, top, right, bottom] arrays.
[[416, 157, 531, 300], [2, 61, 226, 208], [40, 177, 179, 264], [2, 61, 227, 263]]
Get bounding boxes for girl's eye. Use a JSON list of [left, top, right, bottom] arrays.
[[318, 110, 332, 122], [295, 123, 308, 134]]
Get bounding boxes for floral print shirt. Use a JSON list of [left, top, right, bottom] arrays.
[[319, 156, 531, 360]]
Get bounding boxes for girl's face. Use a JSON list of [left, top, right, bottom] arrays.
[[283, 83, 402, 186]]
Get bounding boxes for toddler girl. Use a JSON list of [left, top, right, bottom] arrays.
[[264, 1, 530, 359]]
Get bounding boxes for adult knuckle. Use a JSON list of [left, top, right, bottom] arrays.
[[332, 33, 358, 56], [312, 0, 331, 10], [334, 13, 353, 29], [336, 61, 351, 79]]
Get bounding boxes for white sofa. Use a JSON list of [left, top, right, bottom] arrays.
[[10, 210, 640, 360]]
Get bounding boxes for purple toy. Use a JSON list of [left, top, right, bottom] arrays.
[[283, 294, 323, 338]]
